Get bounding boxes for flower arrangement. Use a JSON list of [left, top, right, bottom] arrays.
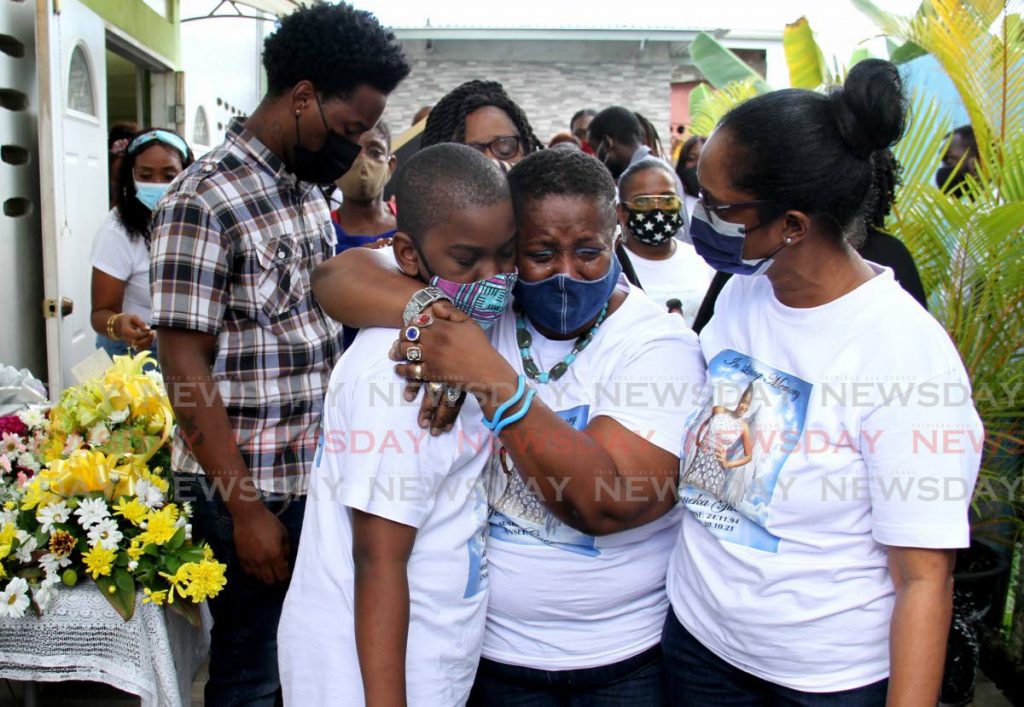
[[0, 352, 224, 625]]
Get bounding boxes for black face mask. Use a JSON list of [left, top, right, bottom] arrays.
[[292, 95, 362, 185], [935, 165, 969, 197], [679, 166, 700, 197]]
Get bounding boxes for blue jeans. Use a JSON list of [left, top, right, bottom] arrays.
[[174, 474, 305, 707], [468, 644, 663, 706], [95, 334, 158, 362], [661, 610, 888, 706]]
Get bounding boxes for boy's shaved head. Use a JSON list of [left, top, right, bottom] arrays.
[[395, 143, 510, 240]]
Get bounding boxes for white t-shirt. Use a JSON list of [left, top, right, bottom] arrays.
[[668, 265, 982, 692], [278, 326, 492, 706], [627, 241, 714, 327], [483, 278, 705, 670], [90, 209, 152, 324]]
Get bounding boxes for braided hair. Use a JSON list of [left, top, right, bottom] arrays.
[[634, 112, 664, 158], [422, 80, 543, 154]]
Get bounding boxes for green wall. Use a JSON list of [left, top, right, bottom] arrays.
[[80, 0, 181, 68]]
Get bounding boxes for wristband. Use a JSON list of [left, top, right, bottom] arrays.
[[492, 388, 536, 435], [482, 374, 525, 431]]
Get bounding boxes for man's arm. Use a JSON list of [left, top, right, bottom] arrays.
[[352, 509, 416, 707], [158, 326, 290, 585]]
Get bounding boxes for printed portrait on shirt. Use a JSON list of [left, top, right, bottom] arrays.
[[486, 404, 601, 557], [680, 349, 811, 552]]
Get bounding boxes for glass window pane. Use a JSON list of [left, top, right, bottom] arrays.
[[67, 45, 96, 116], [194, 106, 210, 145]]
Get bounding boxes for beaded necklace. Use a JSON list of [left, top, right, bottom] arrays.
[[515, 302, 610, 383]]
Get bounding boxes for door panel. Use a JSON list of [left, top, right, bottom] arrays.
[[36, 0, 108, 393]]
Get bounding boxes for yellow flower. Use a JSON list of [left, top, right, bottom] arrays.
[[142, 587, 167, 605], [19, 480, 57, 512], [126, 540, 145, 562], [112, 497, 148, 525], [0, 522, 16, 560], [40, 434, 66, 463], [138, 506, 178, 546], [184, 560, 227, 602], [159, 565, 190, 604], [82, 543, 116, 579], [48, 529, 76, 558], [202, 544, 214, 562]]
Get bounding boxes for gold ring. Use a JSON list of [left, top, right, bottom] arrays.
[[413, 363, 424, 380]]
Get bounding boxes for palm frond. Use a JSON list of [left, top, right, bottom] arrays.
[[688, 79, 761, 137]]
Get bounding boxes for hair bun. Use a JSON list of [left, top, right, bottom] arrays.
[[829, 58, 907, 159]]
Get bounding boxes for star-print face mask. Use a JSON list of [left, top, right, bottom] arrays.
[[625, 206, 684, 246]]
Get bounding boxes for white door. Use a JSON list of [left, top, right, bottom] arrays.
[[36, 0, 108, 394]]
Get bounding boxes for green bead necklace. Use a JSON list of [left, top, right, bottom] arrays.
[[515, 302, 610, 383]]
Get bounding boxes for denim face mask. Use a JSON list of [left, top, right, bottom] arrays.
[[689, 201, 786, 276], [513, 255, 622, 335]]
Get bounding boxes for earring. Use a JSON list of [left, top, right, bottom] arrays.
[[785, 237, 793, 244]]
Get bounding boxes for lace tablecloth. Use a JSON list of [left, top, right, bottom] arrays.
[[0, 584, 210, 706]]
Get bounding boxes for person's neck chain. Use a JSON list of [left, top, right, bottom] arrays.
[[515, 302, 609, 383]]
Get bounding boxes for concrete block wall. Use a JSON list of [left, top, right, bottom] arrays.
[[383, 58, 674, 152]]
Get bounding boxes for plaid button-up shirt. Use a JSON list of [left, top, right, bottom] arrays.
[[150, 119, 342, 494]]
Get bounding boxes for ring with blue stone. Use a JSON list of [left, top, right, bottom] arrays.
[[404, 325, 421, 342]]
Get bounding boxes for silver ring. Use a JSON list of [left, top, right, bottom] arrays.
[[428, 381, 445, 395], [445, 386, 461, 405], [407, 346, 422, 362], [412, 363, 424, 380]]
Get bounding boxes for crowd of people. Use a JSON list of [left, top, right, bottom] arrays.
[[85, 3, 985, 707]]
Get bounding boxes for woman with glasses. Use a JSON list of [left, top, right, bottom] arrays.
[[665, 59, 981, 705], [618, 158, 714, 326], [421, 79, 542, 164], [90, 128, 194, 358]]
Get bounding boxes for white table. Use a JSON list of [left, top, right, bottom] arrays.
[[0, 584, 210, 706]]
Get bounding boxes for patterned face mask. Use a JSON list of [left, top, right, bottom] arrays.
[[429, 272, 518, 330], [625, 207, 684, 246]]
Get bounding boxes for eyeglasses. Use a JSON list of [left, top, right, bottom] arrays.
[[622, 194, 682, 211], [697, 190, 770, 214], [466, 135, 524, 161]]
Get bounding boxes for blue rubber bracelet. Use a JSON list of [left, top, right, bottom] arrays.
[[492, 388, 536, 435], [482, 374, 525, 430]]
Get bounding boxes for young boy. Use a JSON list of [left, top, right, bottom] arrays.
[[277, 143, 517, 706]]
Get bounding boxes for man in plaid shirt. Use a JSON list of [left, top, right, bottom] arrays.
[[149, 5, 408, 704]]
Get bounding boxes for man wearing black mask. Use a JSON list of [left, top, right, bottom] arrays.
[[936, 124, 980, 197], [149, 5, 409, 705]]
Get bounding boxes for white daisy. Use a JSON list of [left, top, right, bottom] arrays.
[[62, 433, 84, 455], [87, 423, 111, 447], [36, 501, 70, 533], [0, 433, 25, 455], [38, 552, 72, 577], [0, 577, 30, 618], [0, 454, 10, 474], [14, 534, 38, 563], [16, 406, 48, 431], [16, 452, 40, 472], [74, 498, 110, 529], [33, 580, 59, 612], [134, 478, 165, 509], [107, 407, 131, 425], [86, 517, 123, 551], [127, 560, 138, 572]]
